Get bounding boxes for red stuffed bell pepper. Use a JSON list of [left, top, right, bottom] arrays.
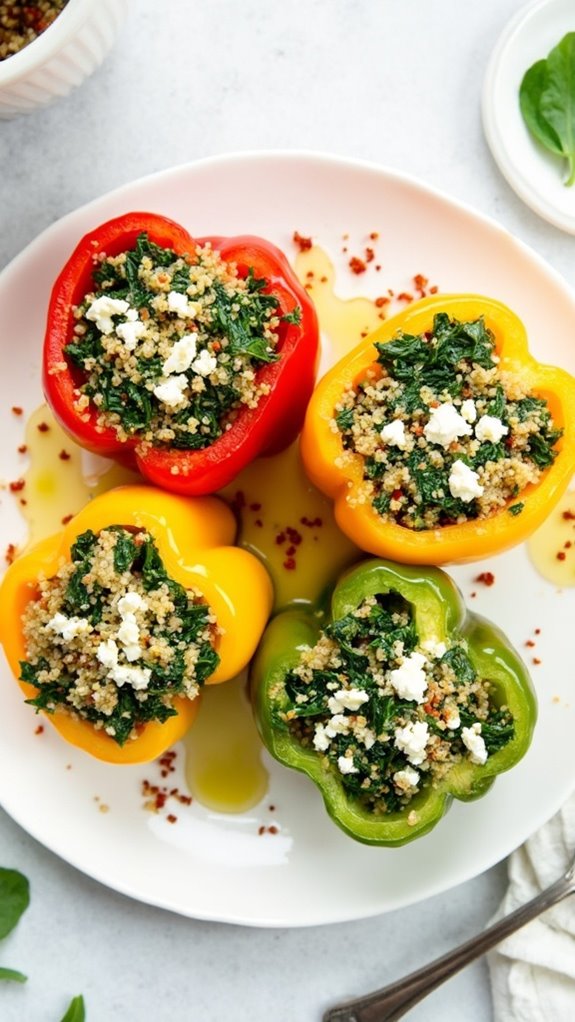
[[43, 212, 319, 494]]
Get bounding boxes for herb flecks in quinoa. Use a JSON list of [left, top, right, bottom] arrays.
[[0, 0, 68, 60], [281, 594, 514, 814], [334, 314, 562, 530], [20, 527, 219, 745], [64, 233, 294, 452]]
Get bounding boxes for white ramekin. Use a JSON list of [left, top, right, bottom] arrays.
[[0, 0, 129, 119]]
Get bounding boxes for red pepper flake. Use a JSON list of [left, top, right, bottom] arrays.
[[565, 541, 572, 549], [258, 825, 266, 836], [254, 518, 263, 528], [470, 591, 477, 599], [535, 628, 541, 635], [349, 256, 367, 275], [285, 545, 296, 557], [61, 514, 73, 525], [19, 499, 27, 507], [375, 296, 390, 308], [556, 551, 566, 561], [369, 232, 379, 241], [532, 657, 542, 666], [9, 479, 25, 493], [268, 825, 279, 835], [275, 531, 286, 545], [166, 814, 178, 824], [365, 247, 375, 264], [562, 510, 575, 521], [283, 557, 296, 571], [525, 640, 536, 648], [397, 292, 414, 303], [429, 285, 439, 294], [36, 422, 50, 433], [159, 749, 177, 777], [306, 270, 314, 280], [320, 275, 328, 283], [475, 571, 495, 587], [413, 273, 429, 295], [249, 502, 262, 511], [286, 527, 302, 545], [35, 725, 44, 735], [293, 230, 312, 252], [211, 340, 222, 352], [11, 406, 23, 416], [17, 444, 27, 454], [268, 804, 276, 812], [59, 449, 71, 461], [391, 489, 403, 501], [300, 516, 323, 528]]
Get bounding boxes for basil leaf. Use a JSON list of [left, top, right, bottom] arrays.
[[0, 868, 30, 939], [0, 967, 27, 983], [519, 33, 575, 186], [60, 995, 86, 1022]]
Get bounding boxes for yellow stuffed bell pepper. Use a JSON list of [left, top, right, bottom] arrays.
[[0, 485, 273, 764], [301, 294, 575, 565]]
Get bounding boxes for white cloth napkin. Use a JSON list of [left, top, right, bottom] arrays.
[[488, 792, 575, 1022]]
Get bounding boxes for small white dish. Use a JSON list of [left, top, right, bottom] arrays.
[[482, 0, 575, 233], [0, 0, 128, 119]]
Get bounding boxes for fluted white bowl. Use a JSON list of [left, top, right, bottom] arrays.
[[0, 0, 128, 119]]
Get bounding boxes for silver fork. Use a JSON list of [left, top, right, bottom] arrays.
[[324, 854, 575, 1022]]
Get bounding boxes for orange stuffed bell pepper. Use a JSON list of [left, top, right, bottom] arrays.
[[301, 294, 575, 565], [0, 486, 273, 764]]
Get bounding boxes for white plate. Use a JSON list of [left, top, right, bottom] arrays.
[[482, 0, 575, 233], [1, 152, 574, 928]]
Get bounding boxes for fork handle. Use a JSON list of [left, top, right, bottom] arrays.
[[324, 870, 575, 1022]]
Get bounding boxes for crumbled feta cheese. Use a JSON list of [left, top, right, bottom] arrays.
[[338, 755, 359, 775], [47, 612, 90, 641], [448, 460, 484, 501], [116, 317, 147, 351], [423, 402, 472, 448], [123, 644, 143, 663], [192, 349, 218, 377], [167, 291, 197, 318], [109, 664, 151, 691], [96, 638, 119, 669], [85, 296, 130, 335], [393, 766, 420, 790], [153, 374, 189, 408], [394, 720, 429, 765], [460, 399, 477, 423], [389, 652, 428, 703], [325, 714, 351, 737], [118, 592, 147, 615], [117, 617, 140, 647], [475, 415, 509, 444], [421, 637, 447, 659], [422, 398, 471, 447], [381, 419, 407, 449], [327, 688, 370, 713], [162, 333, 198, 375], [461, 722, 488, 764], [444, 706, 461, 730], [313, 724, 331, 752]]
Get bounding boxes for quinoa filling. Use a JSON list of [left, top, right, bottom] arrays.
[[63, 233, 300, 451], [0, 0, 68, 60], [334, 313, 562, 530], [281, 593, 514, 815], [20, 527, 220, 745]]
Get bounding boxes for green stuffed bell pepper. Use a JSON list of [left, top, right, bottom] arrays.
[[251, 559, 536, 846]]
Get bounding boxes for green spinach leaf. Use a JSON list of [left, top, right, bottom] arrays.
[[520, 33, 575, 186], [0, 868, 29, 939]]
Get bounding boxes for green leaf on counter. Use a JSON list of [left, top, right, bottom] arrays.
[[0, 868, 30, 939], [60, 995, 86, 1022], [0, 967, 27, 983], [519, 32, 575, 186]]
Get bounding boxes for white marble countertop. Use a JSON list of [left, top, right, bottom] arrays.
[[1, 1, 573, 1019]]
